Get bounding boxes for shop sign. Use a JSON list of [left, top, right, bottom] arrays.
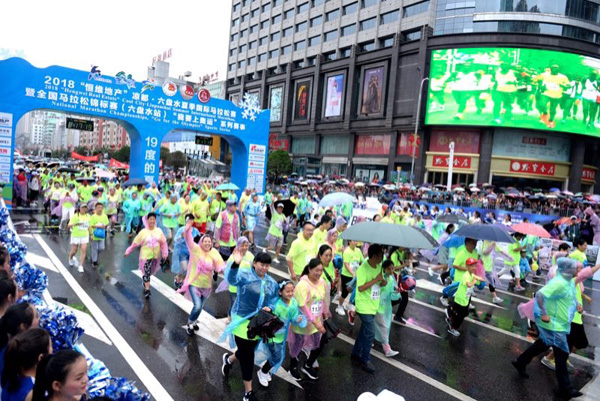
[[355, 134, 391, 155], [429, 130, 480, 154], [432, 155, 471, 169], [397, 133, 420, 157], [269, 133, 289, 151], [493, 129, 570, 162], [509, 160, 555, 176], [582, 168, 596, 182]]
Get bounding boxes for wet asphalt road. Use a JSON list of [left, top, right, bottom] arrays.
[[10, 210, 600, 401]]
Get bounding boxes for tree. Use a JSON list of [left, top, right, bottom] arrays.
[[160, 147, 170, 164], [167, 151, 188, 170], [112, 146, 130, 163], [267, 150, 292, 177], [73, 146, 88, 156]]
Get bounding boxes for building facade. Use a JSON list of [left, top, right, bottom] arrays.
[[226, 0, 600, 192]]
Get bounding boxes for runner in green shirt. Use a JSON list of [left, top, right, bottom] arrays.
[[89, 203, 109, 268], [446, 257, 480, 337], [286, 222, 316, 281], [338, 241, 364, 315], [266, 203, 286, 263]]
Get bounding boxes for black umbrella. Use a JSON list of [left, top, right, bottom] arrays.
[[123, 178, 149, 188], [265, 199, 296, 220], [57, 167, 79, 174], [452, 224, 514, 243], [436, 214, 469, 224], [75, 176, 92, 182]]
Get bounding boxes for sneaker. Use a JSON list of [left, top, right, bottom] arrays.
[[68, 258, 74, 267], [492, 296, 504, 304], [144, 289, 151, 299], [566, 358, 575, 372], [272, 259, 280, 265], [447, 328, 461, 337], [92, 262, 98, 268], [242, 391, 258, 401], [335, 305, 346, 316], [311, 359, 319, 369], [541, 356, 556, 371], [445, 317, 452, 328], [257, 369, 270, 387], [289, 366, 301, 381], [186, 324, 195, 336], [360, 361, 376, 373], [348, 310, 355, 326], [222, 353, 232, 377], [393, 316, 406, 324], [77, 265, 84, 273], [193, 323, 199, 331], [301, 363, 319, 380], [384, 349, 399, 357], [438, 275, 445, 286], [428, 267, 434, 277], [71, 256, 79, 267], [515, 286, 526, 292], [439, 296, 449, 307], [469, 303, 476, 311]]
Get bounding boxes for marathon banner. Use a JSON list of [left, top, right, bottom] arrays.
[[71, 151, 99, 162], [109, 158, 129, 169]]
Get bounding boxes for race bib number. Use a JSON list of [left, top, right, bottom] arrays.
[[310, 300, 323, 317], [275, 220, 283, 229], [350, 262, 359, 271], [371, 284, 381, 301], [79, 222, 89, 229], [466, 286, 474, 298]]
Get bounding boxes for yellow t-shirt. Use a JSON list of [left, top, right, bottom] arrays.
[[187, 247, 224, 289], [132, 228, 167, 260], [286, 235, 317, 276]]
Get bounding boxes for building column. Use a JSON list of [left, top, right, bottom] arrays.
[[387, 131, 398, 177], [348, 132, 356, 178], [568, 139, 585, 192], [478, 129, 494, 184], [414, 130, 429, 185]]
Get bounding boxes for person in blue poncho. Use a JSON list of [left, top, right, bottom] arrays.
[[170, 214, 200, 290], [122, 192, 141, 239], [220, 250, 279, 401], [512, 257, 584, 399], [243, 193, 261, 249]]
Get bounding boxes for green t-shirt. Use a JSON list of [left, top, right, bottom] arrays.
[[481, 241, 498, 272], [286, 236, 316, 276], [355, 260, 382, 315], [452, 247, 478, 283], [161, 202, 180, 228], [454, 271, 474, 307], [70, 213, 91, 238], [569, 249, 587, 264], [268, 212, 285, 238], [506, 242, 521, 266], [537, 275, 577, 333], [342, 246, 363, 277], [272, 298, 300, 343], [89, 213, 109, 240]]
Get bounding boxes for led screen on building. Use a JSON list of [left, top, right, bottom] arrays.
[[425, 47, 600, 137]]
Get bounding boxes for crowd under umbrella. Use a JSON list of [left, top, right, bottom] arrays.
[[341, 221, 436, 249], [452, 224, 515, 243], [216, 182, 240, 191], [510, 222, 551, 238], [318, 192, 356, 208], [436, 214, 469, 225], [122, 178, 149, 188], [265, 199, 296, 221]]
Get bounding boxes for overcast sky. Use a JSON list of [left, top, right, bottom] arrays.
[[1, 0, 231, 82]]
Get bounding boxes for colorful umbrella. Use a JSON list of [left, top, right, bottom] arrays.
[[510, 222, 551, 238], [216, 182, 240, 191], [318, 192, 356, 208]]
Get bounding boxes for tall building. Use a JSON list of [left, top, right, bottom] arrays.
[[226, 0, 600, 192], [78, 119, 130, 150]]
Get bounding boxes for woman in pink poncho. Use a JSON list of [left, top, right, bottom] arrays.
[[123, 212, 168, 299], [584, 207, 600, 245], [178, 220, 225, 336]]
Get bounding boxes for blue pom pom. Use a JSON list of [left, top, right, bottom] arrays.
[[86, 357, 112, 398], [0, 207, 9, 227], [38, 305, 84, 350], [104, 377, 150, 401], [14, 263, 48, 296]]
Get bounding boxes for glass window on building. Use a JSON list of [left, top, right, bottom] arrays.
[[259, 36, 268, 46], [271, 31, 281, 40], [381, 10, 399, 24], [291, 136, 316, 154], [240, 29, 248, 38], [273, 0, 283, 6], [248, 56, 256, 65], [360, 17, 377, 31], [403, 29, 421, 41], [233, 3, 241, 13], [239, 44, 247, 53], [249, 40, 257, 49], [358, 40, 376, 52], [294, 60, 306, 68], [340, 47, 352, 58], [283, 26, 293, 37], [261, 20, 270, 29], [362, 0, 378, 9], [296, 21, 308, 32], [326, 9, 340, 21], [343, 2, 358, 15], [229, 48, 238, 57], [262, 3, 271, 12], [380, 36, 394, 47], [238, 60, 246, 68], [295, 40, 306, 50], [231, 33, 239, 42], [403, 0, 430, 17], [228, 63, 236, 72], [251, 8, 260, 17], [258, 53, 267, 62], [325, 30, 338, 41], [324, 51, 337, 61], [241, 13, 249, 22], [321, 136, 350, 154], [309, 35, 322, 46], [270, 49, 279, 58], [313, 0, 325, 6], [307, 56, 317, 66], [311, 15, 323, 26], [297, 2, 310, 13], [341, 24, 357, 36], [250, 24, 258, 33], [232, 18, 240, 27], [272, 14, 282, 24], [282, 44, 292, 55], [285, 8, 295, 19]]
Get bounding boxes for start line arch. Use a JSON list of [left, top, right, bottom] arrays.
[[0, 58, 269, 204]]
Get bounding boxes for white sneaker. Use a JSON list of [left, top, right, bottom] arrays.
[[272, 259, 280, 265], [311, 359, 319, 369], [335, 305, 346, 316], [428, 267, 434, 277], [68, 258, 74, 267], [492, 296, 503, 304], [267, 372, 272, 382], [257, 369, 270, 387], [469, 303, 475, 310], [77, 265, 84, 273], [72, 256, 79, 267], [447, 328, 461, 337], [439, 296, 449, 307], [385, 349, 399, 357]]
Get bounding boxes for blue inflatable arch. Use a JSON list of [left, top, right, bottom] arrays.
[[0, 58, 269, 205]]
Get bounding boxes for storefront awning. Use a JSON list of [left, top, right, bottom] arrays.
[[323, 157, 347, 164], [353, 157, 388, 165]]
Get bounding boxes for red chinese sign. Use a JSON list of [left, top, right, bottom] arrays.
[[429, 130, 480, 154], [109, 158, 129, 169], [582, 167, 596, 181], [355, 135, 391, 155], [269, 133, 289, 151], [397, 133, 420, 157], [432, 155, 471, 169], [71, 152, 99, 162], [509, 160, 555, 176]]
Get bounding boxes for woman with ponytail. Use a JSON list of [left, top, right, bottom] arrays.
[[0, 303, 39, 384], [32, 349, 88, 401], [0, 274, 17, 318], [1, 328, 51, 401]]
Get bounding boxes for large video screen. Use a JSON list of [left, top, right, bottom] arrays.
[[425, 47, 600, 137]]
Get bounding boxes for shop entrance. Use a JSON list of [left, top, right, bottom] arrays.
[[491, 175, 565, 191], [428, 171, 474, 186]]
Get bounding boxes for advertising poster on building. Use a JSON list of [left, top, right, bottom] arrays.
[[429, 130, 480, 154], [269, 86, 283, 122], [294, 80, 311, 121], [361, 66, 384, 115], [355, 168, 385, 183], [425, 47, 600, 137], [324, 73, 344, 117], [492, 130, 571, 162]]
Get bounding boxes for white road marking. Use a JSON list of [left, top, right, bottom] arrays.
[[337, 333, 477, 401], [131, 271, 303, 389], [26, 252, 59, 272], [57, 302, 113, 346], [416, 279, 507, 310], [33, 234, 174, 401]]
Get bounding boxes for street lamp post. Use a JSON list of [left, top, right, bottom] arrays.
[[447, 141, 455, 192], [410, 77, 429, 186]]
